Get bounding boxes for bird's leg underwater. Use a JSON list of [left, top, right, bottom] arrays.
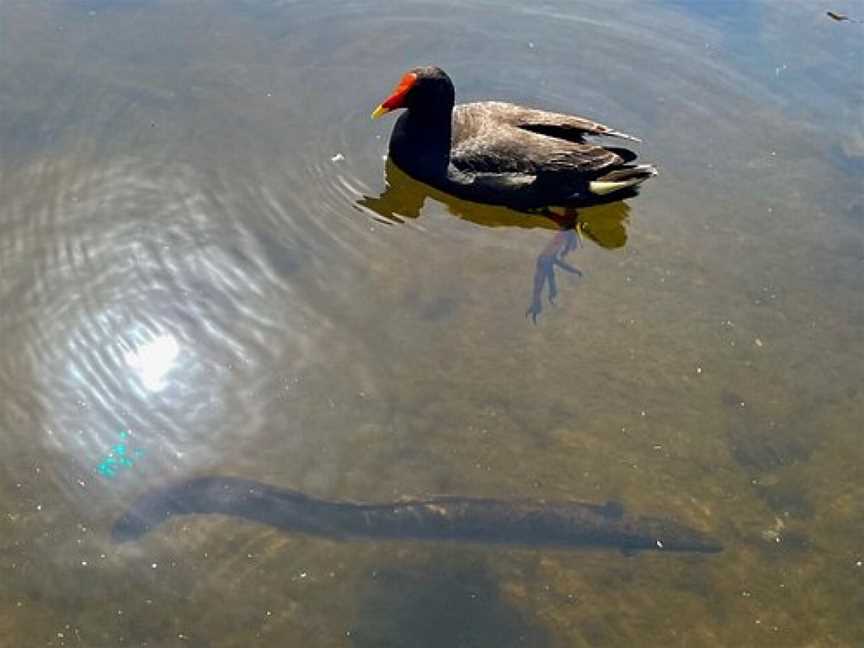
[[526, 227, 583, 323]]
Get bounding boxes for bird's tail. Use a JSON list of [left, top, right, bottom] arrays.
[[589, 164, 658, 195]]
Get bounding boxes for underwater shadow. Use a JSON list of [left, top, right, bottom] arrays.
[[348, 557, 551, 648], [358, 159, 634, 322]]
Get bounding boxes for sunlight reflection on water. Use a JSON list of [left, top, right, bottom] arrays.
[[123, 333, 180, 392]]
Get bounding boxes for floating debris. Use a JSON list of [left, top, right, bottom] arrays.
[[331, 153, 345, 162], [827, 10, 862, 23]]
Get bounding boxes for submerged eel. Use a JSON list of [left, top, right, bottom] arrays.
[[112, 476, 721, 553]]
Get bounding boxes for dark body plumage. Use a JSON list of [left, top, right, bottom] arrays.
[[379, 66, 657, 211]]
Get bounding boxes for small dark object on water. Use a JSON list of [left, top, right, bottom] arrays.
[[827, 10, 862, 23], [112, 476, 722, 553]]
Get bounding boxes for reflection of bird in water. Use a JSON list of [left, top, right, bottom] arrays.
[[358, 159, 631, 321]]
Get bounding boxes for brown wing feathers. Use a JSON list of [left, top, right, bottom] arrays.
[[451, 103, 626, 175], [468, 102, 641, 143]]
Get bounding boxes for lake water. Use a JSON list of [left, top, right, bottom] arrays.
[[0, 0, 861, 646]]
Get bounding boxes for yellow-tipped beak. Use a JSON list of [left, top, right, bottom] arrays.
[[371, 104, 390, 120]]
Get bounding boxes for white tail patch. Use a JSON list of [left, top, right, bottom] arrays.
[[589, 178, 643, 195], [589, 165, 658, 195]]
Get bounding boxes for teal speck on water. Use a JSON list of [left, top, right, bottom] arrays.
[[96, 431, 144, 478]]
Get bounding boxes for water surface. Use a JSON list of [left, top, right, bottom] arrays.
[[0, 0, 862, 645]]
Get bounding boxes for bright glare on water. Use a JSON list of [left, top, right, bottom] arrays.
[[124, 334, 180, 392]]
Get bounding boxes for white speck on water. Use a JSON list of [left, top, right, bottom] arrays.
[[656, 539, 664, 548], [331, 153, 345, 162], [696, 366, 702, 374], [36, 504, 42, 511], [80, 561, 88, 567], [755, 338, 764, 347], [856, 560, 862, 567], [528, 42, 535, 48], [151, 563, 158, 569]]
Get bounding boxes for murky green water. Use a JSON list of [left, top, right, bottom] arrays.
[[1, 0, 861, 645]]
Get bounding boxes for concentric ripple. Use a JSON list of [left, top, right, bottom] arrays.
[[0, 153, 325, 503]]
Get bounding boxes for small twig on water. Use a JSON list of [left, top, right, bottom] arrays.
[[827, 10, 863, 23]]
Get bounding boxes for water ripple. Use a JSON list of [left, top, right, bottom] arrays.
[[0, 153, 325, 506]]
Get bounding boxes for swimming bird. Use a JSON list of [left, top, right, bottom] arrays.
[[372, 66, 657, 212]]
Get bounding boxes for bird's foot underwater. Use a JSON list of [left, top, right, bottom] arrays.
[[526, 296, 544, 323], [557, 228, 582, 257], [526, 229, 583, 323]]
